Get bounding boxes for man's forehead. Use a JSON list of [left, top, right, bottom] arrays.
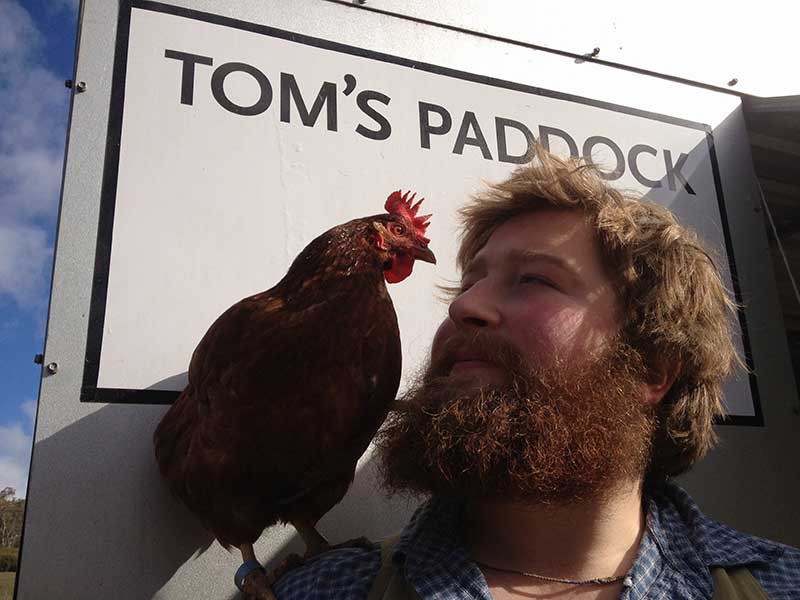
[[465, 210, 598, 270]]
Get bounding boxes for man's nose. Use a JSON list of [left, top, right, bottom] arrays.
[[448, 282, 501, 329]]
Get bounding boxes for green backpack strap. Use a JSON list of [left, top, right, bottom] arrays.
[[367, 535, 423, 600], [711, 566, 771, 600]]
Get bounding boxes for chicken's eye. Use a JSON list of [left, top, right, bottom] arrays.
[[391, 224, 406, 235]]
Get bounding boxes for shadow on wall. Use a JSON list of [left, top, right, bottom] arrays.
[[19, 403, 213, 599], [148, 371, 189, 392], [18, 401, 417, 600]]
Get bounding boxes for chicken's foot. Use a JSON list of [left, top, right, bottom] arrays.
[[267, 520, 377, 585]]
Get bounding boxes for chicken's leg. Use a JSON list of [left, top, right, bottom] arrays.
[[237, 543, 276, 600], [292, 518, 375, 558], [291, 518, 331, 558], [270, 519, 376, 586]]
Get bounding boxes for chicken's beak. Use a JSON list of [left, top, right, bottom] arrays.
[[412, 244, 436, 265]]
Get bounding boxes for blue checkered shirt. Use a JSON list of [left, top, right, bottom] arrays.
[[273, 481, 800, 599]]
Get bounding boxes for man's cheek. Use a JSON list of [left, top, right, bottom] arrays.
[[520, 311, 587, 361]]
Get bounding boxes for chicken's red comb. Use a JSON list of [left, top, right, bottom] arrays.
[[385, 190, 432, 243]]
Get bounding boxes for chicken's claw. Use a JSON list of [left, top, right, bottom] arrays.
[[271, 552, 307, 583], [241, 568, 277, 600], [327, 536, 376, 553], [270, 537, 378, 586]]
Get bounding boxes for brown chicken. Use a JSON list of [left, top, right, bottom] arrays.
[[154, 191, 434, 598]]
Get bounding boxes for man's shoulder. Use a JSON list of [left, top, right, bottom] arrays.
[[747, 537, 800, 597], [272, 498, 440, 600], [652, 481, 800, 596], [272, 544, 382, 600]]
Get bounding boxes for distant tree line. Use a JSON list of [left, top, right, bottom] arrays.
[[0, 487, 24, 572]]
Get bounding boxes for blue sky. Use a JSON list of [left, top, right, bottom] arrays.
[[0, 0, 78, 497]]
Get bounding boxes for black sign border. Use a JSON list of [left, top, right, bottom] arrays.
[[81, 0, 762, 427]]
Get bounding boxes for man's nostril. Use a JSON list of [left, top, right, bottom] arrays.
[[463, 317, 487, 327]]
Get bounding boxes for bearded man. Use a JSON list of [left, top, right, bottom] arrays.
[[272, 148, 800, 600]]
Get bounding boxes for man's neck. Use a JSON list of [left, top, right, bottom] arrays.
[[463, 479, 646, 584]]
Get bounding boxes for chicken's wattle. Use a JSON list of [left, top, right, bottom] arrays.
[[385, 253, 414, 283]]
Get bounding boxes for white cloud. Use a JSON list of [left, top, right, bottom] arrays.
[[0, 38, 68, 221], [0, 457, 28, 499], [0, 401, 35, 497], [21, 399, 37, 425], [0, 0, 68, 312], [0, 2, 41, 59], [0, 146, 64, 219], [0, 222, 52, 307]]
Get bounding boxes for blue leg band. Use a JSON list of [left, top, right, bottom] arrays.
[[234, 559, 265, 592]]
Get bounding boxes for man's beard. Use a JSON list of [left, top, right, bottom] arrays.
[[376, 333, 656, 505]]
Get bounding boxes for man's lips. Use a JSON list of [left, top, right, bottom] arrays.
[[433, 337, 514, 380], [448, 354, 503, 377], [431, 332, 524, 384], [451, 349, 489, 362]]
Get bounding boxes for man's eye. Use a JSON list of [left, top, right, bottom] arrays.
[[519, 274, 555, 288]]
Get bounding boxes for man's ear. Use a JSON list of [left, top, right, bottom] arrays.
[[643, 360, 681, 406]]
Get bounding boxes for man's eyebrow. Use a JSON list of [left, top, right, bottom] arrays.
[[508, 249, 581, 280]]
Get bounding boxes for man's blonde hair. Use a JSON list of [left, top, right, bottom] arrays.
[[456, 146, 742, 478]]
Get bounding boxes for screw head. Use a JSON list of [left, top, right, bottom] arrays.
[[46, 362, 59, 374], [75, 81, 87, 93], [727, 78, 738, 86]]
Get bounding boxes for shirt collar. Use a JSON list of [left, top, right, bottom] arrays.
[[395, 496, 492, 599], [392, 482, 784, 600], [623, 480, 785, 599], [394, 495, 462, 570], [648, 480, 784, 568]]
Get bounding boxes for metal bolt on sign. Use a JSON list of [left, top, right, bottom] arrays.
[[46, 362, 59, 375], [65, 80, 88, 92]]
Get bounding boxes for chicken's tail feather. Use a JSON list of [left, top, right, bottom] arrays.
[[154, 386, 282, 548], [153, 385, 202, 502]]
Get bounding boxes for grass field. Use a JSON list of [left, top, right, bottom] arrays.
[[0, 572, 15, 600]]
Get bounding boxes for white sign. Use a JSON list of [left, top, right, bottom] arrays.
[[82, 1, 759, 421]]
